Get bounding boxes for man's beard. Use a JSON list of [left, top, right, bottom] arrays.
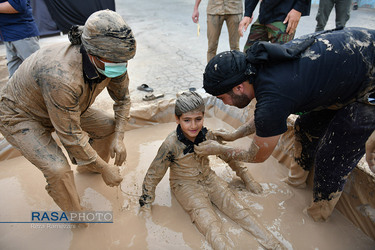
[[228, 92, 251, 109]]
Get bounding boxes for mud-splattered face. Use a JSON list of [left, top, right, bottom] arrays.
[[175, 111, 204, 142]]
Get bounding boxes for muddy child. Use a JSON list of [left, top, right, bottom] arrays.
[[139, 91, 285, 249]]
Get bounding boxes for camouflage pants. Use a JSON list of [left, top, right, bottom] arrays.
[[243, 19, 295, 52]]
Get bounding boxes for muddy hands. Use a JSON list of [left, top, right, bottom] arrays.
[[101, 165, 123, 187]]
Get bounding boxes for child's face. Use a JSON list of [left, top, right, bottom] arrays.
[[175, 111, 204, 142]]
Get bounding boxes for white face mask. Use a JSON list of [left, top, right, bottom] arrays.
[[94, 57, 128, 78]]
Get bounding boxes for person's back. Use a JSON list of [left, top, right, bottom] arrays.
[[253, 28, 375, 137]]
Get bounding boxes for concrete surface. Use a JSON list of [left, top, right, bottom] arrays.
[[0, 1, 375, 104]]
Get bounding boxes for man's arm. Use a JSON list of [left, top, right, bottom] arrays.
[[284, 0, 310, 34], [192, 0, 201, 23], [195, 133, 280, 163], [238, 0, 259, 37], [213, 117, 255, 142], [107, 73, 131, 166], [0, 1, 18, 13]]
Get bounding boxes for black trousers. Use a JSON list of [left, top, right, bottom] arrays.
[[294, 102, 375, 202]]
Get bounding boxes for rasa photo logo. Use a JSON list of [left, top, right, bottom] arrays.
[[31, 211, 113, 223]]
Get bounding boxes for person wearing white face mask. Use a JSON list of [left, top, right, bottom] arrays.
[[0, 10, 136, 218]]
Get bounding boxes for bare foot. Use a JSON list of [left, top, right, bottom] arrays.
[[101, 165, 123, 187]]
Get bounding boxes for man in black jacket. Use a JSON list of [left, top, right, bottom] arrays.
[[196, 27, 375, 222], [239, 0, 311, 52]]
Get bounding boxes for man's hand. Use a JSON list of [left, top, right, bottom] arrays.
[[213, 128, 236, 142], [194, 140, 227, 156], [110, 132, 127, 166], [238, 16, 253, 37], [84, 158, 123, 187], [366, 131, 375, 173], [192, 9, 199, 23], [283, 9, 302, 35]]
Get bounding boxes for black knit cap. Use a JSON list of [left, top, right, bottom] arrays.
[[203, 50, 249, 96]]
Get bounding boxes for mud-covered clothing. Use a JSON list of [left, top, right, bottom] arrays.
[[140, 125, 281, 249], [253, 28, 375, 138], [251, 27, 375, 218], [207, 0, 243, 15], [0, 42, 130, 165], [244, 0, 310, 24], [206, 0, 243, 62], [0, 42, 130, 213]]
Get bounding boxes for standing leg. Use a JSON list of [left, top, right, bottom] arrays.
[[307, 102, 375, 221], [225, 14, 242, 51], [334, 0, 352, 29], [4, 37, 40, 78], [315, 0, 335, 32], [243, 20, 269, 52], [207, 15, 225, 62]]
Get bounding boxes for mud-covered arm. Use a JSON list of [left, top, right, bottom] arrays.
[[106, 72, 131, 165], [366, 130, 375, 173], [195, 134, 280, 163], [214, 117, 255, 142], [139, 141, 173, 207], [42, 77, 97, 165]]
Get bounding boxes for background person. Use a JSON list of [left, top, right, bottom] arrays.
[[0, 0, 40, 78], [238, 0, 311, 52], [192, 0, 243, 62], [315, 0, 352, 32]]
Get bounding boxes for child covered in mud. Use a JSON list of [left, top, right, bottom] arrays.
[[139, 91, 285, 249]]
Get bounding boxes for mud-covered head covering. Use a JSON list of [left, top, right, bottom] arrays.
[[81, 9, 136, 62], [175, 91, 205, 117], [203, 50, 255, 96], [203, 36, 317, 96]]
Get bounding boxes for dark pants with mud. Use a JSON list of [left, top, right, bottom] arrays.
[[294, 102, 375, 220], [0, 102, 115, 212], [315, 0, 352, 32]]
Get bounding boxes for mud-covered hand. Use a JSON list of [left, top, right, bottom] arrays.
[[213, 128, 237, 142], [238, 16, 253, 37], [283, 9, 301, 35], [110, 132, 127, 166], [84, 157, 123, 186], [138, 203, 152, 219], [195, 140, 228, 156], [366, 131, 375, 173]]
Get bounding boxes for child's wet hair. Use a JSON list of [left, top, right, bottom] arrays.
[[175, 91, 205, 117]]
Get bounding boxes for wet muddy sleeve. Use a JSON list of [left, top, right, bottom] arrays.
[[140, 141, 173, 206], [107, 73, 130, 133], [41, 79, 97, 166]]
